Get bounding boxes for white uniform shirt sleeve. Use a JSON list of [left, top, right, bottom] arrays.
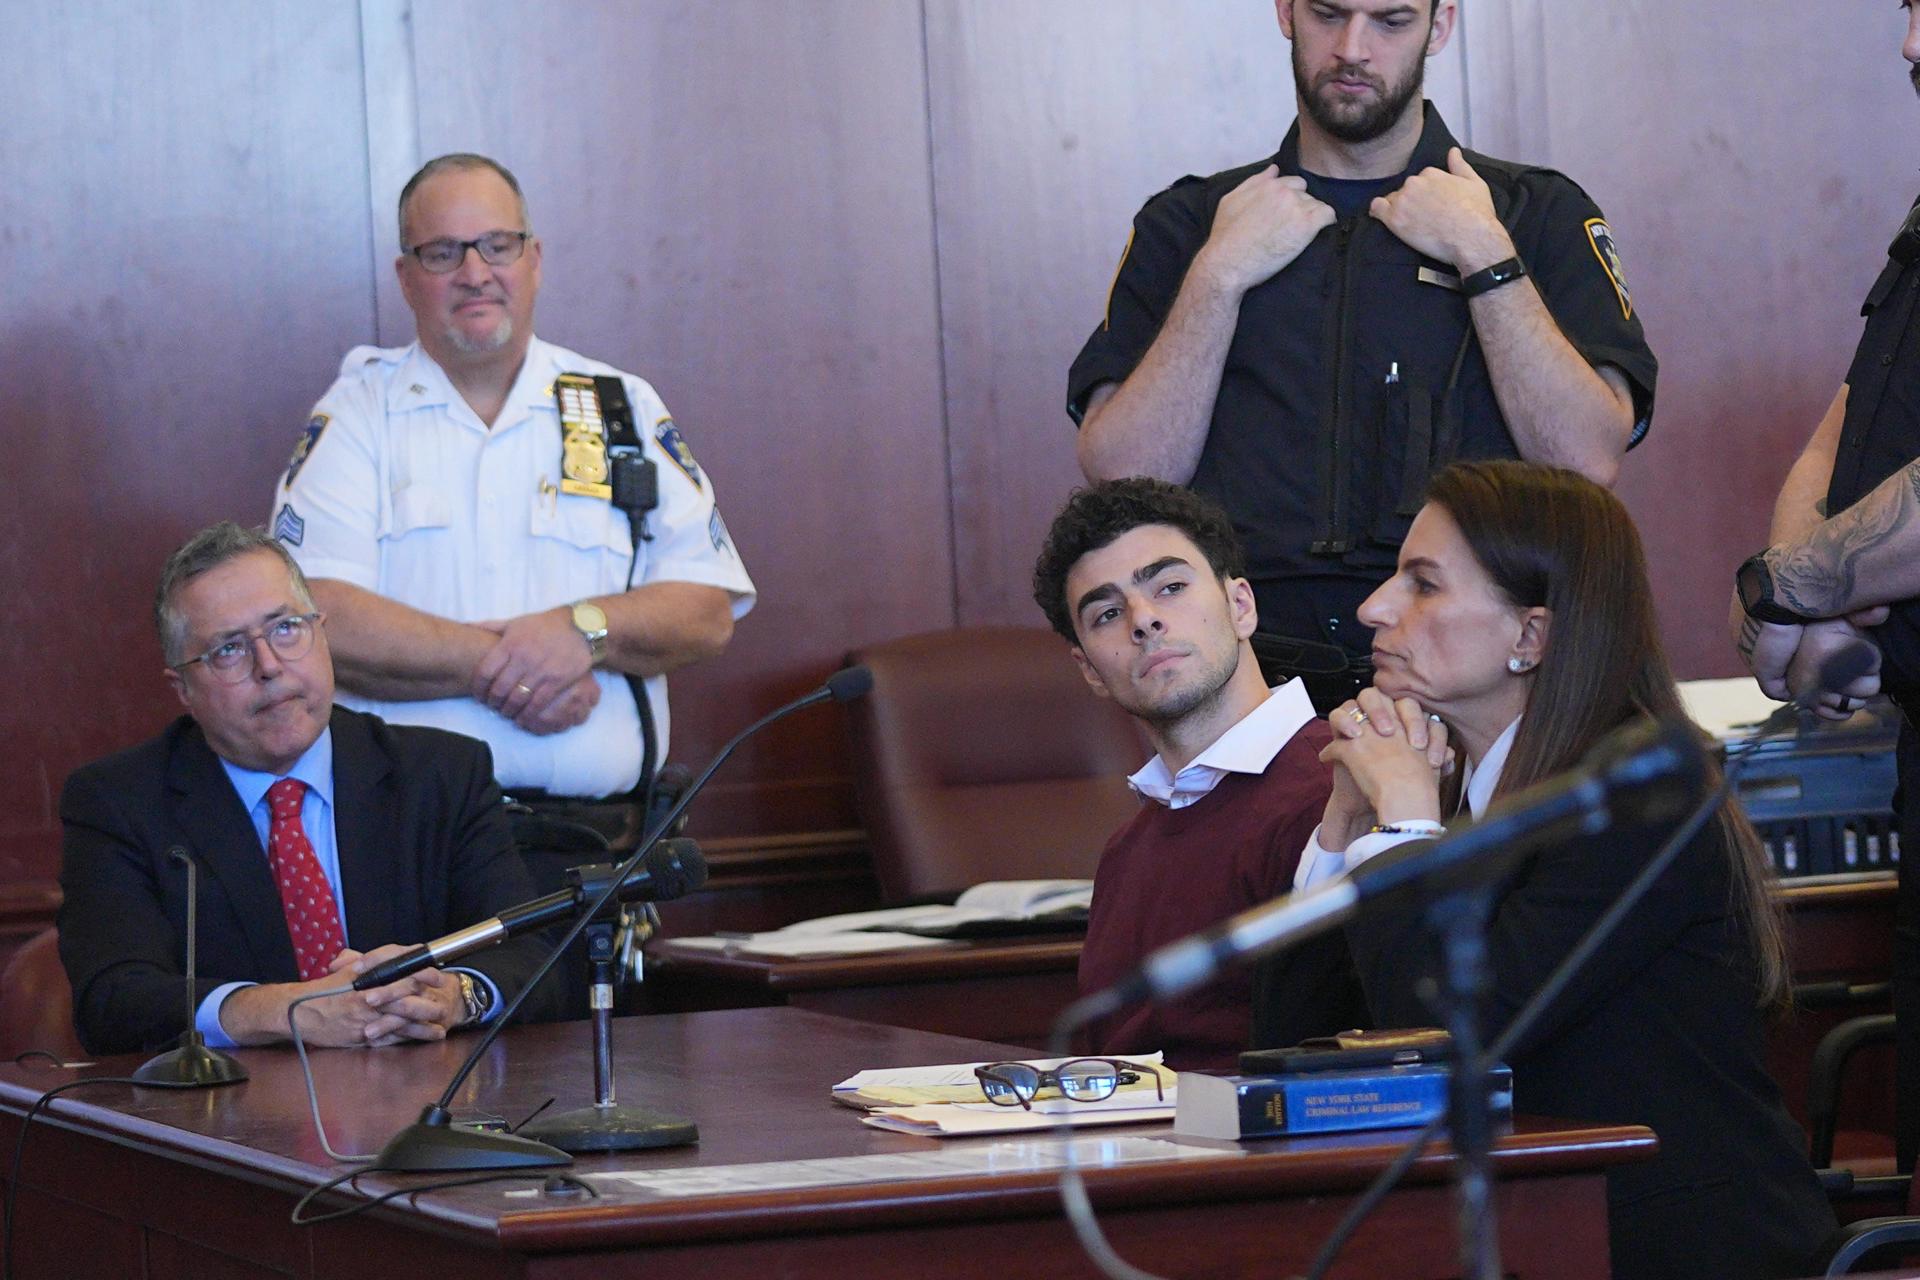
[[626, 377, 756, 617], [271, 354, 390, 590]]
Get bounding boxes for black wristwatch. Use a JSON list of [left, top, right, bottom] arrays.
[[1735, 552, 1817, 626], [1460, 256, 1527, 298]]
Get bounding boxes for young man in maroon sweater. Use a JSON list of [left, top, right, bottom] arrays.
[[1033, 478, 1366, 1069]]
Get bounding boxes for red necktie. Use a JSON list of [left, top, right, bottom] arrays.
[[265, 778, 348, 981]]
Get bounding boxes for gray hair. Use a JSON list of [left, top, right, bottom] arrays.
[[397, 153, 532, 246], [155, 522, 315, 664]]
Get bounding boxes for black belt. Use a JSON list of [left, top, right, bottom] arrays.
[[503, 793, 637, 854]]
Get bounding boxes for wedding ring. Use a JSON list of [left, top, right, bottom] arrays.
[[516, 683, 533, 696], [1347, 707, 1368, 724]]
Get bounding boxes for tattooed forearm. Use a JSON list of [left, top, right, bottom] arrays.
[[1768, 461, 1920, 616], [1737, 617, 1761, 663]]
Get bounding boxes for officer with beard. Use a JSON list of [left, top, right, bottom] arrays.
[[1069, 0, 1657, 713]]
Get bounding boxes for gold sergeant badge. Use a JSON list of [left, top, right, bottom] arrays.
[[554, 373, 612, 499]]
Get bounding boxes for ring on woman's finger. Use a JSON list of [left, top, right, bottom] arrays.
[[515, 683, 533, 697], [1347, 707, 1369, 725]]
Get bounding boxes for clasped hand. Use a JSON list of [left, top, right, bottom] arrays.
[[230, 944, 466, 1048], [1727, 589, 1885, 721], [470, 607, 601, 735], [1318, 689, 1451, 852]]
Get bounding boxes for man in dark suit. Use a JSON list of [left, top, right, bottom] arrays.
[[59, 521, 562, 1056]]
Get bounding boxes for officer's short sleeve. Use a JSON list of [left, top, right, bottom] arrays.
[[626, 378, 757, 620], [271, 373, 385, 588], [1066, 185, 1210, 426], [1517, 174, 1660, 447]]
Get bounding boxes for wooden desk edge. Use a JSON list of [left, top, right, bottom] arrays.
[[489, 1122, 1657, 1252]]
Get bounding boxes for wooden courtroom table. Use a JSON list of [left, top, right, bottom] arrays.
[[0, 1008, 1654, 1280]]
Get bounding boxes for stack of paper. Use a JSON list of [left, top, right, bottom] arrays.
[[834, 1056, 1177, 1138]]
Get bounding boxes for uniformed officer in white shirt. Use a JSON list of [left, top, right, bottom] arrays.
[[270, 153, 755, 803]]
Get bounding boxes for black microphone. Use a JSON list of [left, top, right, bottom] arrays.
[[350, 838, 706, 991], [1078, 716, 1706, 1018], [131, 848, 249, 1088], [823, 664, 874, 704]]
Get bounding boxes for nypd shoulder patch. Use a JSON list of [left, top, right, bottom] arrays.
[[656, 418, 703, 489], [273, 503, 306, 546], [283, 414, 330, 488], [1584, 218, 1633, 321]]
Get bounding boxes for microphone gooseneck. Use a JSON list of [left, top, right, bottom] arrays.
[[131, 847, 249, 1089]]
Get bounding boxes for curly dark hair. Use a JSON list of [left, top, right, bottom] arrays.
[[1031, 478, 1246, 642]]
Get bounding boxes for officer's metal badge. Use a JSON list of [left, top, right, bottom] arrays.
[[283, 414, 329, 487], [656, 419, 703, 489], [273, 504, 305, 546], [554, 373, 612, 500], [1585, 218, 1633, 321]]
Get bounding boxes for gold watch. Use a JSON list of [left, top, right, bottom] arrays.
[[454, 971, 494, 1028], [570, 600, 609, 665]]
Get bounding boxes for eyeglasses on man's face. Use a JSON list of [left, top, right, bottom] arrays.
[[171, 612, 323, 683], [973, 1058, 1163, 1111], [404, 230, 531, 274]]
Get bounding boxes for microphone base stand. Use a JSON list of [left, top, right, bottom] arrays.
[[132, 1030, 249, 1089], [519, 921, 698, 1153], [1425, 888, 1502, 1280], [375, 1105, 572, 1171]]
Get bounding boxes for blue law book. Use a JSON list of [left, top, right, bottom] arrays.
[[1173, 1063, 1513, 1140]]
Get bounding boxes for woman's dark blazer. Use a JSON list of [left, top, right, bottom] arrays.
[[1346, 813, 1837, 1280]]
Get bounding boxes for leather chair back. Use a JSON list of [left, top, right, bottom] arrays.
[[0, 928, 85, 1061], [845, 626, 1146, 901]]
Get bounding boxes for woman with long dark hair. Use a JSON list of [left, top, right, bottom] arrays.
[[1303, 461, 1835, 1279]]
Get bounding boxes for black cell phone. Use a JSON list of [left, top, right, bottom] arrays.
[[1236, 1042, 1448, 1076]]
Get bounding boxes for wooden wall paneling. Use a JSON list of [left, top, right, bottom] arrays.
[[922, 1, 1465, 629], [1471, 1, 1920, 677], [359, 0, 425, 345], [1455, 0, 1547, 159], [0, 5, 377, 886], [402, 1, 953, 836]]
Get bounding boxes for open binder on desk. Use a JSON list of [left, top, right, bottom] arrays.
[[669, 879, 1094, 957]]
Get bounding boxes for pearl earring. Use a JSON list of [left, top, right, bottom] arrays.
[[1507, 656, 1528, 674]]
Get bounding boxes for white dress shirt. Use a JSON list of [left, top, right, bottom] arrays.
[[1127, 679, 1318, 810]]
